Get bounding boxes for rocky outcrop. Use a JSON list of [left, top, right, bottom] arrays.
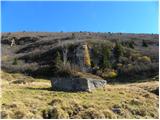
[[51, 77, 107, 92]]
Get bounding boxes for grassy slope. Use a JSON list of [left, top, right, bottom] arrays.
[[1, 71, 159, 119]]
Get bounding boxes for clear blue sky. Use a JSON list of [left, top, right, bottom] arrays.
[[1, 1, 158, 33]]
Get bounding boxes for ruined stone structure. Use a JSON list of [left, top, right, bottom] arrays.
[[51, 77, 107, 91]]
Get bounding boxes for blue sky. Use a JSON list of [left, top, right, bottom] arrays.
[[1, 1, 158, 33]]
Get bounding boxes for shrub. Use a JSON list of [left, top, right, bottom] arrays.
[[12, 58, 18, 65], [56, 62, 78, 77], [138, 56, 151, 63], [42, 106, 69, 119], [117, 63, 123, 68], [101, 46, 111, 69], [128, 41, 134, 49], [142, 40, 148, 47], [103, 109, 116, 119], [119, 57, 129, 64], [80, 108, 105, 119], [117, 62, 158, 82], [54, 51, 63, 70], [102, 70, 117, 79]]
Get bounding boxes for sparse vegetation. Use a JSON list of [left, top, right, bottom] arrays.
[[1, 71, 159, 119], [1, 32, 159, 119], [2, 32, 158, 81]]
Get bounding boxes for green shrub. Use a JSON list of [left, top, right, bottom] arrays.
[[142, 40, 148, 47], [12, 58, 18, 65], [101, 46, 111, 69]]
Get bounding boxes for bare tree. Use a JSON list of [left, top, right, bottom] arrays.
[[11, 38, 16, 47], [62, 45, 68, 65], [59, 40, 68, 66]]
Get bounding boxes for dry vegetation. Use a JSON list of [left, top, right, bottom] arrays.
[[1, 32, 159, 119], [1, 71, 159, 119], [1, 32, 158, 81]]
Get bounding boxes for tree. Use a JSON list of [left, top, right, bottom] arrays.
[[129, 41, 134, 49], [72, 33, 75, 39], [101, 46, 110, 69], [54, 51, 63, 70], [83, 44, 91, 66], [62, 46, 68, 66], [58, 40, 68, 66], [114, 41, 123, 62], [142, 40, 148, 47], [12, 58, 18, 65]]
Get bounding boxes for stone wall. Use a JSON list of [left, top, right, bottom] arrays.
[[51, 77, 107, 92]]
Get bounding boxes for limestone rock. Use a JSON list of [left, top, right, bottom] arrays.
[[51, 77, 107, 92]]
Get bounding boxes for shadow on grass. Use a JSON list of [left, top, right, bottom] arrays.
[[25, 87, 89, 93], [25, 87, 52, 91]]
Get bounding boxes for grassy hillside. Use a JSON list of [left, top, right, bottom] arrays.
[[1, 71, 159, 119]]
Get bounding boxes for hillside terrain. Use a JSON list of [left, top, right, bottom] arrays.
[[1, 71, 159, 119], [1, 32, 159, 119], [1, 32, 159, 82]]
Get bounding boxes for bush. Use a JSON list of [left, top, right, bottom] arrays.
[[101, 46, 111, 69], [54, 51, 63, 70], [12, 58, 18, 65], [103, 109, 116, 119], [142, 40, 148, 47], [80, 108, 105, 119], [42, 106, 69, 119], [138, 56, 151, 63], [56, 62, 78, 77], [102, 70, 117, 79], [117, 62, 159, 82]]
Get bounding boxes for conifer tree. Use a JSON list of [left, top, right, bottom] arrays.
[[114, 41, 123, 62], [102, 46, 110, 69]]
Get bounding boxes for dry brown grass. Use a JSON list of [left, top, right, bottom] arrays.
[[1, 71, 159, 119]]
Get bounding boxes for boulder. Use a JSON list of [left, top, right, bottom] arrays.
[[51, 77, 107, 92]]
